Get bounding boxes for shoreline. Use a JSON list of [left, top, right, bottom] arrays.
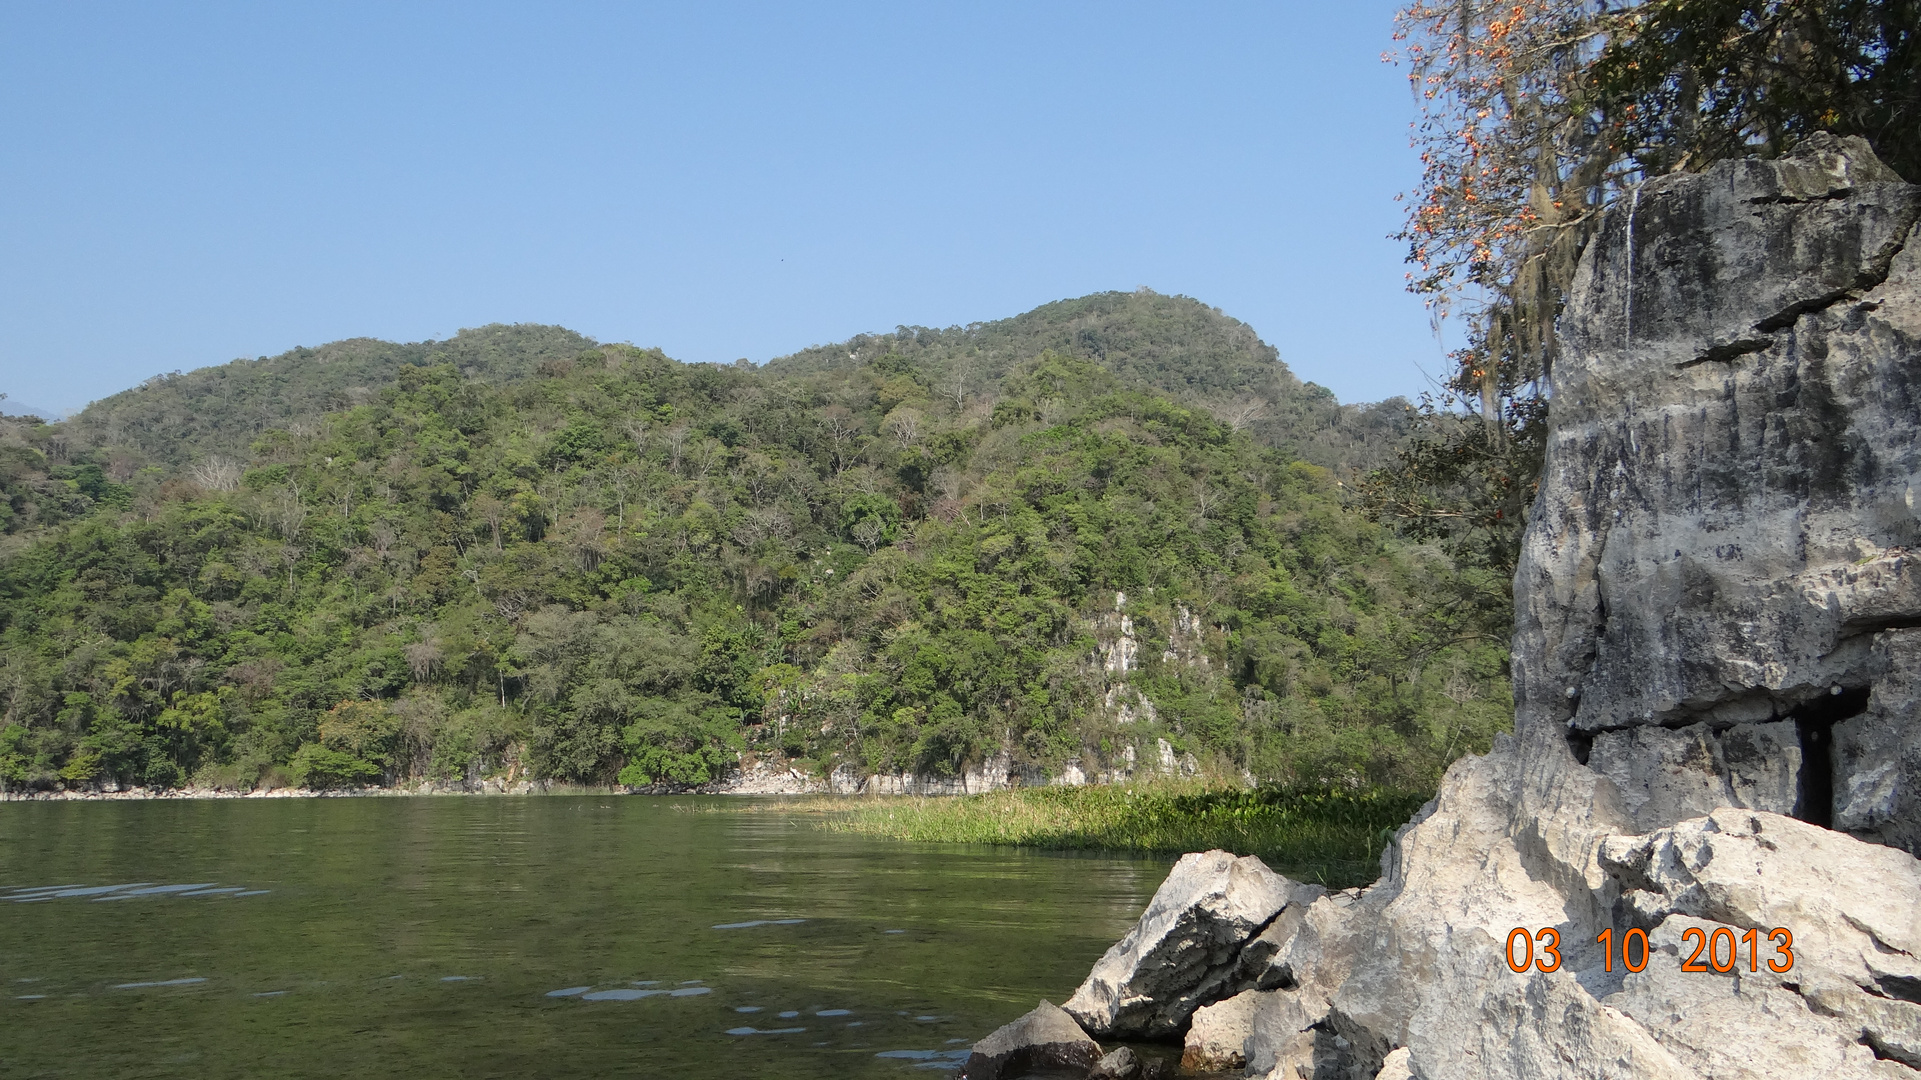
[[0, 780, 808, 801], [0, 757, 837, 802], [0, 755, 1187, 803]]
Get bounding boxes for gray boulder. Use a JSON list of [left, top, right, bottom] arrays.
[[1062, 849, 1306, 1039], [959, 999, 1102, 1080]]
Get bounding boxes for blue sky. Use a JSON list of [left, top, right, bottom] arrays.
[[0, 2, 1449, 415]]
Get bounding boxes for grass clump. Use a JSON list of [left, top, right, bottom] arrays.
[[775, 782, 1434, 889]]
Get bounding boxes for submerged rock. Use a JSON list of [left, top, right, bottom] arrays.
[[1088, 1045, 1140, 1080], [958, 999, 1102, 1080]]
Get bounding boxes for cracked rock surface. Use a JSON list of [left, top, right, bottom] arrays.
[[1047, 137, 1921, 1080], [1520, 132, 1921, 756], [1063, 849, 1305, 1039]]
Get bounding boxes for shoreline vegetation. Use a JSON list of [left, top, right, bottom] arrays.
[[726, 781, 1432, 889]]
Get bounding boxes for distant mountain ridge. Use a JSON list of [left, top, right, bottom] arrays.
[[0, 402, 65, 423], [768, 290, 1411, 472], [58, 292, 1409, 476], [62, 324, 597, 466]]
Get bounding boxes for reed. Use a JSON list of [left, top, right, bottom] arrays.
[[766, 782, 1433, 889]]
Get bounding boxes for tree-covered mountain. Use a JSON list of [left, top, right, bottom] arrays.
[[770, 289, 1414, 474], [0, 300, 1508, 796], [60, 323, 596, 469]]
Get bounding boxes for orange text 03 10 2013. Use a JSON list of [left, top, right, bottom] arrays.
[[1503, 927, 1794, 974]]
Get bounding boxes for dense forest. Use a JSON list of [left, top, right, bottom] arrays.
[[0, 292, 1510, 794]]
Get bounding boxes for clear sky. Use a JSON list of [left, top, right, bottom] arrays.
[[0, 1, 1451, 415]]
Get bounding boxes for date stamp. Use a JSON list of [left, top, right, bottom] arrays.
[[1504, 926, 1794, 974]]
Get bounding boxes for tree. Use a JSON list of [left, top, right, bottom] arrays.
[[1370, 0, 1920, 582]]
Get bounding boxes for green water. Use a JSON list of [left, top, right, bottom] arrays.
[[0, 796, 1169, 1079]]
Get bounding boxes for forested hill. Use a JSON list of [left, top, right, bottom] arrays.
[[60, 323, 595, 468], [0, 301, 1508, 797], [768, 290, 1413, 473]]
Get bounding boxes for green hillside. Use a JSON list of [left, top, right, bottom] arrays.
[[0, 303, 1508, 796], [769, 289, 1414, 474], [61, 323, 596, 468]]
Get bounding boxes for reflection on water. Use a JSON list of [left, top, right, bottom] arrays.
[[713, 918, 808, 929], [0, 796, 1165, 1079], [6, 881, 271, 902]]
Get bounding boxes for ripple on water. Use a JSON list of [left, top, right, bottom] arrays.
[[117, 884, 218, 897], [711, 918, 807, 930], [668, 987, 711, 997], [817, 1009, 851, 1017], [876, 1049, 972, 1062], [726, 1026, 807, 1036], [545, 987, 593, 998], [440, 977, 474, 982], [111, 978, 208, 989], [580, 989, 666, 1001], [733, 1006, 763, 1013], [10, 882, 272, 903], [48, 884, 154, 899], [777, 1010, 800, 1019]]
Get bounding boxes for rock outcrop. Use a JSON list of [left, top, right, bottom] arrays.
[[959, 1000, 1104, 1080], [1036, 136, 1921, 1080], [1063, 850, 1315, 1039]]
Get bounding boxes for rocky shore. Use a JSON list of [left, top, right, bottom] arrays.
[[961, 136, 1921, 1080]]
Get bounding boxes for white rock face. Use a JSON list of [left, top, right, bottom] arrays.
[[1516, 134, 1921, 746], [1052, 137, 1921, 1080]]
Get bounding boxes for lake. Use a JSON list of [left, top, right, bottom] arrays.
[[0, 795, 1169, 1079]]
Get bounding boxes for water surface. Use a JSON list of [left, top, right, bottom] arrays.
[[0, 796, 1166, 1078]]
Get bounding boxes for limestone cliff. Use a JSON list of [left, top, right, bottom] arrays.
[[1060, 136, 1921, 1079]]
